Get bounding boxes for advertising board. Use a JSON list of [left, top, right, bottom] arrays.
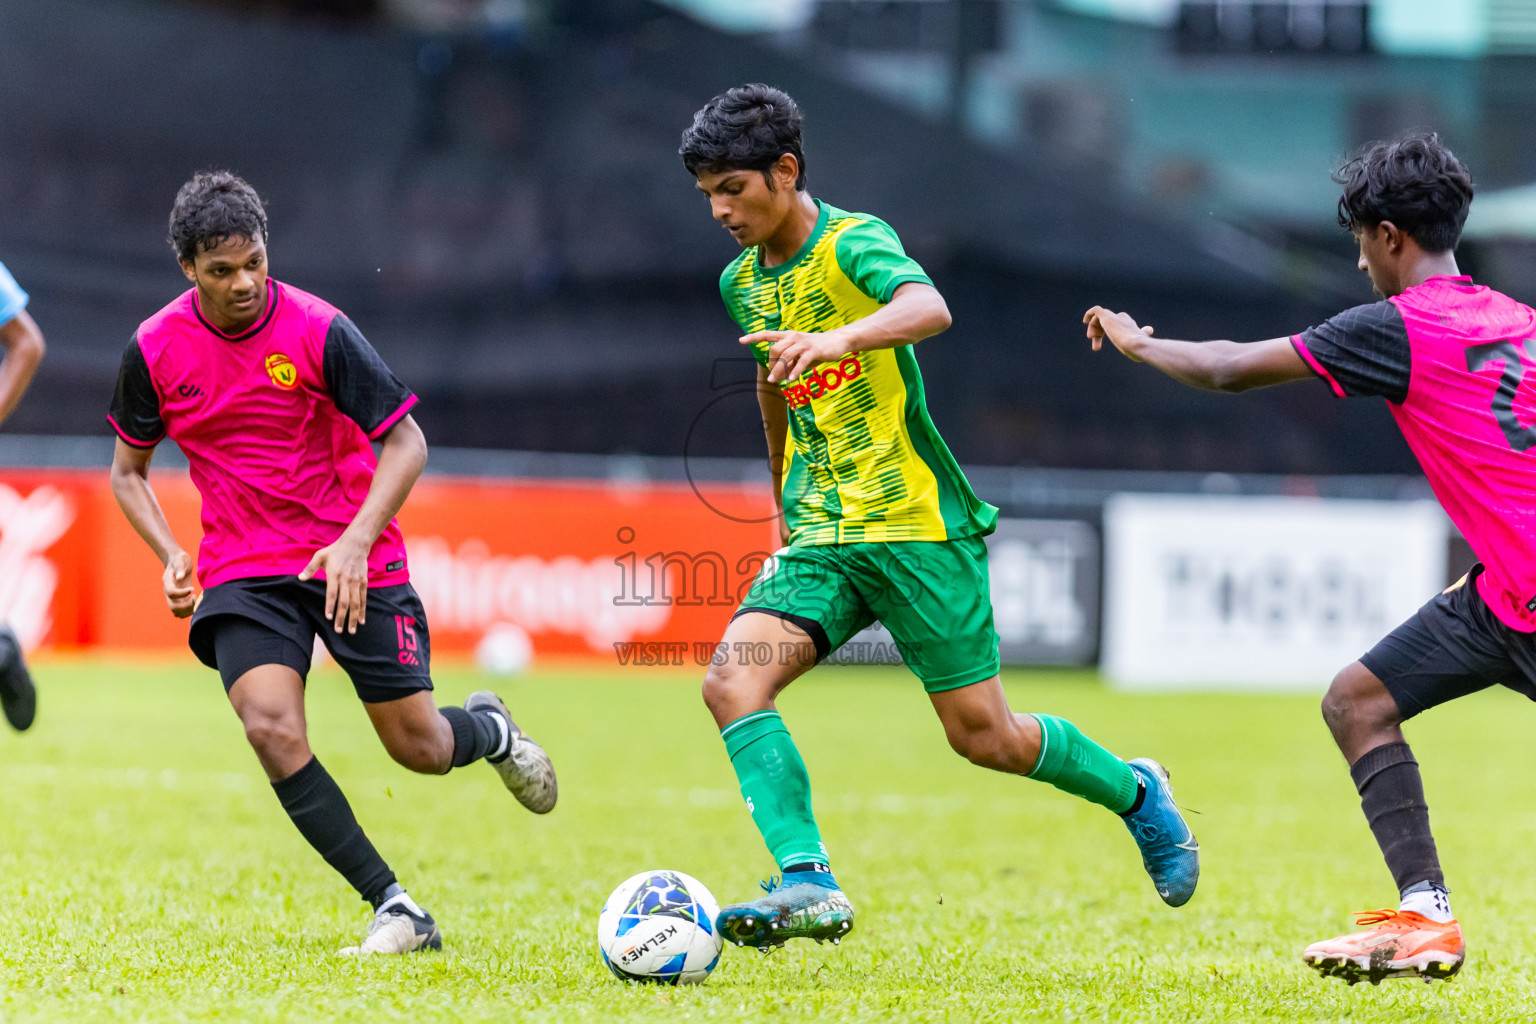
[[0, 470, 777, 665], [1102, 494, 1448, 689]]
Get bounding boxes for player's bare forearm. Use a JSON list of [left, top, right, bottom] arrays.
[[1129, 336, 1253, 391], [0, 310, 45, 427], [1083, 306, 1312, 393], [111, 439, 199, 616], [344, 414, 427, 547], [742, 282, 951, 384], [756, 364, 790, 539], [109, 441, 186, 566], [835, 282, 951, 354], [301, 415, 426, 633]]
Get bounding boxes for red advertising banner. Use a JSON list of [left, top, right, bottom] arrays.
[[397, 479, 778, 661], [0, 471, 91, 651], [0, 470, 777, 664]]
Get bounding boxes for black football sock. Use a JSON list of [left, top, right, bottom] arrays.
[[271, 756, 397, 906], [782, 861, 839, 888], [439, 706, 503, 767], [1119, 780, 1148, 817], [1350, 741, 1445, 894]]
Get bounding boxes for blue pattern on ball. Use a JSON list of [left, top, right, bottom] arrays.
[[622, 872, 700, 924]]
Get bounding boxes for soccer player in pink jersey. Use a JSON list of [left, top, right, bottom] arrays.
[[1084, 133, 1515, 984], [107, 172, 558, 955], [0, 259, 46, 732]]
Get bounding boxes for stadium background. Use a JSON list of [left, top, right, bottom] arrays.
[[5, 0, 1526, 670], [5, 3, 1536, 1019]]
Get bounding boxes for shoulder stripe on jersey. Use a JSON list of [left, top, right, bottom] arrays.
[[107, 414, 162, 448], [367, 394, 419, 441], [1290, 335, 1346, 399]]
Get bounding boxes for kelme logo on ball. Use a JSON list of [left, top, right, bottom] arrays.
[[265, 353, 299, 390]]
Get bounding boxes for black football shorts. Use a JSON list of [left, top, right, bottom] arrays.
[[189, 575, 432, 703], [1361, 563, 1536, 720]]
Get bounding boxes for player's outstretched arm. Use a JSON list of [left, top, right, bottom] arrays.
[[1083, 306, 1313, 393], [743, 282, 951, 384], [298, 414, 428, 635], [755, 363, 791, 546], [0, 309, 45, 428], [109, 439, 197, 618]]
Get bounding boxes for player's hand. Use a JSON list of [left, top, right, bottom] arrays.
[[1084, 307, 1155, 361], [741, 330, 849, 383], [163, 550, 197, 618], [298, 533, 372, 635]]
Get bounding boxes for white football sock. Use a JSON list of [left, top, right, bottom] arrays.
[[378, 890, 425, 918], [1399, 883, 1453, 923], [487, 712, 510, 759]]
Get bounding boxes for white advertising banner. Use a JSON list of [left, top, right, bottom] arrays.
[[1103, 495, 1448, 690]]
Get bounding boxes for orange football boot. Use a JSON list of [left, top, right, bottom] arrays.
[[1302, 909, 1464, 985]]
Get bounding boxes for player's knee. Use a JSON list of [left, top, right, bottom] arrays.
[[701, 661, 746, 717], [242, 712, 306, 764], [1320, 670, 1359, 736], [1321, 664, 1398, 738]]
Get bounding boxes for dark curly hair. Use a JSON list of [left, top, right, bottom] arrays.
[[168, 171, 268, 263], [679, 84, 807, 191], [1334, 133, 1473, 254]]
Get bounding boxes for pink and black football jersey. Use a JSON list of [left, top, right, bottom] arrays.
[[109, 280, 418, 589], [1292, 275, 1536, 631]]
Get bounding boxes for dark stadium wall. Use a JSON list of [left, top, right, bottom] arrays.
[[0, 0, 1416, 473]]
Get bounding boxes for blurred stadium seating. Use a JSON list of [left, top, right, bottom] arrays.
[[4, 0, 1524, 665], [16, 0, 1534, 473]]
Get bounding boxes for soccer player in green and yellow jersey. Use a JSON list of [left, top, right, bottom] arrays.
[[680, 84, 1201, 950]]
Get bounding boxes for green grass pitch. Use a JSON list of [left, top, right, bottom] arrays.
[[2, 659, 1534, 1022]]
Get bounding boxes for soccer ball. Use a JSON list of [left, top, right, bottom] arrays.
[[596, 869, 723, 984]]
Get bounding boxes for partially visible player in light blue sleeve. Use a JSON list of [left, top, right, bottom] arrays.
[[0, 262, 44, 428], [0, 259, 46, 733]]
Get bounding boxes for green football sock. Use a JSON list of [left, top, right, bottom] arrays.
[[1027, 713, 1139, 814], [721, 710, 829, 871]]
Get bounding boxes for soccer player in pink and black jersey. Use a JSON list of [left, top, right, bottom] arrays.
[[108, 172, 558, 955], [1085, 133, 1522, 984]]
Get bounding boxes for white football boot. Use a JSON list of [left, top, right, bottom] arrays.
[[465, 690, 558, 813], [337, 903, 442, 956]]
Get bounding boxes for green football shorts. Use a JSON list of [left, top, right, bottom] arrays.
[[735, 536, 1001, 692]]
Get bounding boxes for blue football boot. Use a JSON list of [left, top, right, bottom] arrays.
[[1122, 758, 1199, 907], [716, 872, 854, 950]]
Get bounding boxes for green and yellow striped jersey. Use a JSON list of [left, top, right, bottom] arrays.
[[720, 200, 998, 546]]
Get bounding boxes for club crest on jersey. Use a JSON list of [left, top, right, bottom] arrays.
[[265, 353, 299, 390]]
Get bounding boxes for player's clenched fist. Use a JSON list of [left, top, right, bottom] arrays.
[[162, 550, 197, 618], [741, 329, 849, 383], [299, 532, 372, 635]]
